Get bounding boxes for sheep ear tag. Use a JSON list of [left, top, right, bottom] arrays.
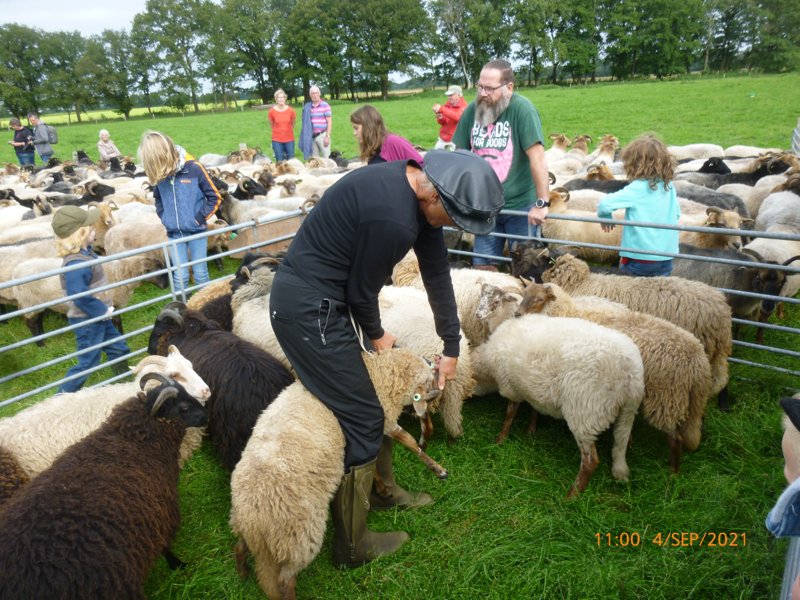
[[781, 397, 800, 432], [412, 392, 427, 418]]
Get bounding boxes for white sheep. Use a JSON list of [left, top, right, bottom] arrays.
[[0, 347, 210, 481], [514, 281, 713, 469], [470, 312, 644, 498], [229, 347, 444, 600], [667, 143, 724, 161]]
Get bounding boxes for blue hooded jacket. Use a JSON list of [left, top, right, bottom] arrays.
[[154, 146, 222, 238]]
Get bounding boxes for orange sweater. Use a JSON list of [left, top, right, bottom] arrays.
[[269, 106, 296, 143]]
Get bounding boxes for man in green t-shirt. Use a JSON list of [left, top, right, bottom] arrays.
[[452, 59, 550, 269]]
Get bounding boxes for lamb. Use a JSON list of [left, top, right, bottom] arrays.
[[743, 230, 800, 319], [512, 281, 712, 470], [0, 347, 211, 484], [470, 311, 644, 497], [0, 377, 207, 599], [148, 302, 294, 470], [379, 285, 476, 442], [510, 248, 733, 408], [229, 347, 444, 600]]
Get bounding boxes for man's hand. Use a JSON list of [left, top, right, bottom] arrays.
[[528, 206, 548, 226], [436, 355, 458, 390], [601, 223, 616, 232], [432, 103, 442, 113], [371, 331, 396, 353]]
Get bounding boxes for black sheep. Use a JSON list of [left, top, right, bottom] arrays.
[[0, 376, 206, 599], [148, 303, 294, 470]]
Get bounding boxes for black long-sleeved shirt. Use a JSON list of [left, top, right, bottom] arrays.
[[283, 160, 462, 357]]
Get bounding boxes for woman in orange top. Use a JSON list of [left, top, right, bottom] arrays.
[[268, 88, 296, 162]]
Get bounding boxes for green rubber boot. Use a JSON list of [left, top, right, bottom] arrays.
[[331, 460, 409, 568], [370, 436, 433, 510]]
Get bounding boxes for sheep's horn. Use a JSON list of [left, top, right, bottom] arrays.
[[548, 171, 556, 185], [783, 255, 800, 267], [151, 386, 179, 416], [739, 247, 765, 263], [132, 354, 167, 375], [139, 372, 174, 390], [301, 198, 317, 214]]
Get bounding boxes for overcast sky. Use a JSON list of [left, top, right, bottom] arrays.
[[0, 0, 148, 36]]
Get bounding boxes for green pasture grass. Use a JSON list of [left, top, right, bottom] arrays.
[[2, 73, 800, 598], [2, 72, 798, 165]]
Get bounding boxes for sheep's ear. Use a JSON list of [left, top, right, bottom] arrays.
[[167, 344, 179, 356], [504, 292, 522, 305], [741, 218, 754, 226], [705, 206, 722, 216], [519, 276, 531, 288], [137, 391, 147, 402], [544, 285, 557, 300], [108, 200, 119, 210]]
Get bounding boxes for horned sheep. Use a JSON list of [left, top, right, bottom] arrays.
[[0, 378, 207, 599], [0, 347, 210, 489], [148, 302, 294, 471]]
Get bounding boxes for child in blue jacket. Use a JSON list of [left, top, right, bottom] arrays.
[[52, 205, 130, 393], [139, 130, 222, 292], [597, 135, 680, 277]]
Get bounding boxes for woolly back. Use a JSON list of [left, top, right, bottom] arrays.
[[230, 267, 275, 312], [541, 254, 591, 290], [392, 250, 421, 287]]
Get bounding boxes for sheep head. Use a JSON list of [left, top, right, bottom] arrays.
[[139, 381, 208, 426], [133, 345, 211, 401], [510, 242, 552, 282], [475, 282, 522, 333], [147, 302, 188, 355], [515, 282, 557, 317]]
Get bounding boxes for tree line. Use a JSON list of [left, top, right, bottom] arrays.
[[0, 0, 797, 121]]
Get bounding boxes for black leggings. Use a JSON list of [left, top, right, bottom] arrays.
[[269, 266, 384, 469]]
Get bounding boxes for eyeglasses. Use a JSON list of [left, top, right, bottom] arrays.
[[476, 83, 507, 95]]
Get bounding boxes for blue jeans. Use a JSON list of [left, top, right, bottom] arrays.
[[169, 234, 210, 291], [473, 205, 537, 266], [59, 317, 129, 393], [39, 152, 53, 164], [618, 259, 673, 277], [272, 141, 295, 162], [17, 152, 35, 166]]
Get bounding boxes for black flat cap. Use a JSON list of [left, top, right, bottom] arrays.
[[423, 149, 503, 235]]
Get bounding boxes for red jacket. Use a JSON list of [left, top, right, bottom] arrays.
[[435, 97, 468, 142]]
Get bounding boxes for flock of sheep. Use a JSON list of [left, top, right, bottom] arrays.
[[0, 135, 799, 598]]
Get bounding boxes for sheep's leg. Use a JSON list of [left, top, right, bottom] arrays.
[[234, 538, 250, 578], [668, 433, 682, 474], [111, 314, 124, 334], [278, 574, 297, 600], [163, 548, 186, 570], [566, 443, 599, 499], [527, 408, 539, 435], [24, 313, 46, 347], [717, 386, 730, 413], [417, 412, 434, 450], [778, 301, 785, 320], [495, 400, 521, 444], [388, 425, 448, 479]]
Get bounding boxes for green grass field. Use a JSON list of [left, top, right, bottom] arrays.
[[2, 73, 800, 599], [2, 72, 798, 165]]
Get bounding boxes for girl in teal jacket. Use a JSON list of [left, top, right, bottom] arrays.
[[597, 135, 680, 277]]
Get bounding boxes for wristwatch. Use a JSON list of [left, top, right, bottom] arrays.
[[534, 198, 550, 208]]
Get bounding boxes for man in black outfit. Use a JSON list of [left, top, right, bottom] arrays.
[[269, 149, 503, 568]]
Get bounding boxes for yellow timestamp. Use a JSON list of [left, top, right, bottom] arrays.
[[595, 531, 747, 548]]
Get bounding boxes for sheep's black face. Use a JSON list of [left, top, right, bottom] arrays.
[[166, 397, 208, 427]]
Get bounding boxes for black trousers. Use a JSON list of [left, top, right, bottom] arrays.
[[269, 265, 384, 469]]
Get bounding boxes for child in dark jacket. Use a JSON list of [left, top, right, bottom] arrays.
[[52, 206, 130, 393], [138, 130, 222, 292]]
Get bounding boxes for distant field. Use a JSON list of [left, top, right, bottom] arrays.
[[1, 72, 800, 599], [2, 72, 798, 165]]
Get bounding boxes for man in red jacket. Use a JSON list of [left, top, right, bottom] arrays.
[[432, 85, 467, 151]]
